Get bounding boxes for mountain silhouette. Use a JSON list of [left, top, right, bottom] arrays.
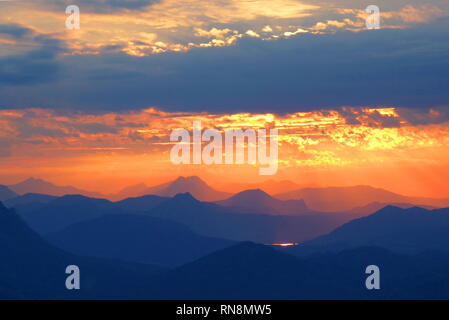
[[159, 242, 322, 299], [0, 185, 17, 202], [46, 214, 235, 267], [275, 185, 449, 211], [145, 193, 354, 243], [146, 176, 231, 201], [16, 194, 124, 234], [5, 193, 57, 207], [345, 201, 436, 216], [114, 194, 169, 213], [9, 190, 354, 243], [114, 176, 231, 201], [216, 179, 307, 195], [290, 205, 449, 255], [5, 199, 449, 299], [216, 189, 312, 215], [155, 242, 449, 299], [0, 201, 164, 299], [112, 183, 150, 201], [8, 177, 104, 198]]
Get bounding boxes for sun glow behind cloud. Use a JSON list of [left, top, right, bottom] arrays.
[[1, 106, 449, 197], [1, 1, 449, 197]]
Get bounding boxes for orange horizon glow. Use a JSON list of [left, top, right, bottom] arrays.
[[1, 106, 449, 198]]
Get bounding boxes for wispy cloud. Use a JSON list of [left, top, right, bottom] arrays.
[[2, 106, 449, 196], [2, 1, 447, 57]]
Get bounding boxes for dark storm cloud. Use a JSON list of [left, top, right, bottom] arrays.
[[1, 18, 449, 113], [0, 24, 63, 86]]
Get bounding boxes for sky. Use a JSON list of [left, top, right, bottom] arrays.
[[1, 0, 449, 197]]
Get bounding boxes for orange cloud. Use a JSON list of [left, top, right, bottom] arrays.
[[1, 106, 449, 197], [5, 1, 446, 57]]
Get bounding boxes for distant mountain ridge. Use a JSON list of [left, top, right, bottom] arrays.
[[5, 199, 449, 299], [112, 183, 150, 200], [216, 189, 313, 215], [15, 194, 124, 234], [8, 177, 449, 214], [154, 176, 231, 201], [155, 242, 449, 299], [4, 193, 57, 208], [345, 201, 436, 216], [276, 185, 449, 211], [215, 179, 311, 195], [114, 194, 169, 213], [288, 205, 449, 255], [6, 188, 360, 242], [0, 201, 164, 299], [0, 185, 17, 202], [9, 180, 444, 245], [114, 176, 231, 201], [46, 214, 235, 267], [143, 192, 354, 243], [8, 178, 104, 198]]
